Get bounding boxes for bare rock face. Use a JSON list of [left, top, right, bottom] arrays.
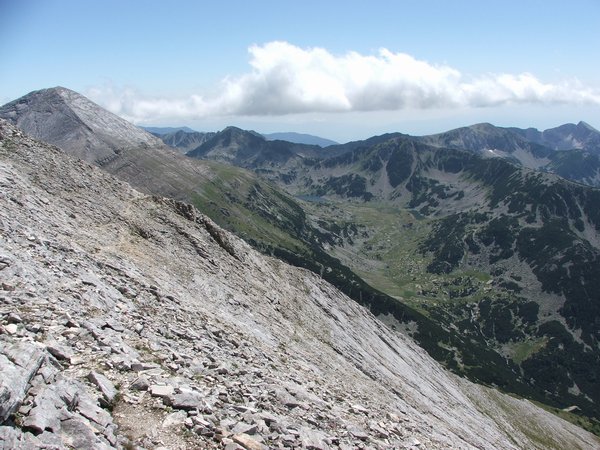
[[0, 87, 166, 163], [0, 119, 599, 449]]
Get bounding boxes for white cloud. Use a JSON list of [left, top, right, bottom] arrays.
[[86, 41, 600, 123]]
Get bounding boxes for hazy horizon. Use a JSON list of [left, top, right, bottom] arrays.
[[2, 0, 599, 142]]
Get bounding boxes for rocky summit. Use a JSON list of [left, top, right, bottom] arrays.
[[0, 87, 166, 164], [1, 122, 599, 450]]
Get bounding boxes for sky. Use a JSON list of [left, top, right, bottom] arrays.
[[1, 0, 599, 142]]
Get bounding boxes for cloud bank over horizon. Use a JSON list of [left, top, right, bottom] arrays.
[[87, 41, 600, 124]]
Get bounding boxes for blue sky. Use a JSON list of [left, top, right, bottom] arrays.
[[1, 0, 599, 142]]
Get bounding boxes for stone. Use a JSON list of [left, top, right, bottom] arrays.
[[224, 443, 243, 450], [46, 341, 75, 361], [77, 398, 112, 428], [61, 416, 109, 449], [351, 404, 369, 415], [233, 433, 266, 450], [167, 391, 204, 411], [162, 410, 188, 428], [4, 324, 18, 335], [149, 384, 175, 398], [21, 396, 62, 434], [131, 361, 160, 372], [129, 376, 150, 391], [0, 340, 45, 422], [347, 426, 369, 441], [7, 313, 22, 324], [232, 422, 258, 435], [300, 428, 330, 450], [87, 371, 117, 406]]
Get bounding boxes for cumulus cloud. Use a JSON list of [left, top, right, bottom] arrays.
[[87, 41, 600, 122]]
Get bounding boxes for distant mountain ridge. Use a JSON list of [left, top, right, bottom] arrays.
[[418, 122, 600, 186], [186, 126, 329, 167], [142, 125, 197, 134], [509, 121, 600, 151], [263, 131, 338, 147], [149, 129, 216, 153]]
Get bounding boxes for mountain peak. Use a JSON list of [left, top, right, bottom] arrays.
[[0, 87, 165, 162], [577, 120, 598, 132]]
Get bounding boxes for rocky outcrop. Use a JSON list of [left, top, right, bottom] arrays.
[[1, 119, 598, 449]]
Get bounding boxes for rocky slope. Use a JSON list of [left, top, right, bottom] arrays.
[[419, 122, 600, 186], [509, 121, 600, 152], [2, 121, 599, 449], [0, 87, 167, 163]]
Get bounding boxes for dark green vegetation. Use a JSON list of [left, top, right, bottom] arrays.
[[187, 125, 600, 427]]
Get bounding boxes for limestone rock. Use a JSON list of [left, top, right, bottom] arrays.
[[0, 339, 45, 422], [87, 372, 117, 407], [233, 433, 266, 450]]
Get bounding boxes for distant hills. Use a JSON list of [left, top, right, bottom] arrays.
[[263, 131, 338, 147], [148, 129, 216, 153], [142, 125, 197, 134], [3, 87, 600, 430]]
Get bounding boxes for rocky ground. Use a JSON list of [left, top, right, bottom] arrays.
[[1, 119, 599, 449]]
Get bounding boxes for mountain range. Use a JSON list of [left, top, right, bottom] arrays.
[[2, 87, 600, 446], [262, 132, 339, 147]]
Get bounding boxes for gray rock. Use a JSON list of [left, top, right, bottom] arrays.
[[347, 426, 369, 441], [162, 410, 188, 428], [7, 313, 22, 324], [46, 341, 75, 361], [3, 324, 18, 335], [0, 339, 45, 422], [77, 398, 112, 428], [129, 376, 150, 391], [166, 391, 204, 411], [21, 389, 63, 433], [149, 384, 174, 398], [232, 433, 265, 450], [300, 428, 330, 450], [61, 416, 112, 449], [87, 372, 117, 407], [232, 422, 258, 435]]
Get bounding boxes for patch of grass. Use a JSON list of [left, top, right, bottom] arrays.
[[509, 338, 548, 364]]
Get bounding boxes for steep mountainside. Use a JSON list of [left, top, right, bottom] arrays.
[[276, 136, 600, 420], [2, 119, 599, 449], [192, 126, 600, 423], [418, 122, 554, 169], [0, 89, 356, 300], [0, 87, 166, 163], [187, 126, 327, 167], [3, 87, 600, 432], [419, 122, 600, 186], [509, 121, 600, 152]]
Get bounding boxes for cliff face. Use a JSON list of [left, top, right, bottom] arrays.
[[0, 120, 598, 449]]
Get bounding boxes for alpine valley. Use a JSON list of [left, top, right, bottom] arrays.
[[1, 87, 600, 449]]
